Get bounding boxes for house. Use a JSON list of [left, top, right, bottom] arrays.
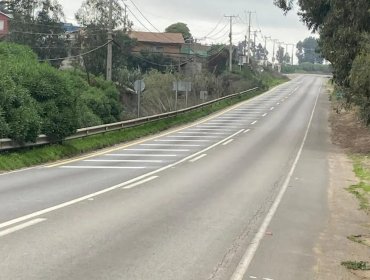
[[0, 11, 10, 37], [129, 31, 185, 57]]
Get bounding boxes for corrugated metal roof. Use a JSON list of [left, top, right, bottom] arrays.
[[129, 31, 185, 44]]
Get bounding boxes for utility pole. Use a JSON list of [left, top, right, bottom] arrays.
[[106, 0, 113, 81], [247, 11, 252, 64], [264, 36, 271, 62], [253, 30, 257, 58], [123, 1, 127, 32], [225, 15, 237, 72], [272, 39, 277, 64], [291, 44, 294, 65]]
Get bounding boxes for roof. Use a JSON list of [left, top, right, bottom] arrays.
[[129, 31, 185, 44], [0, 11, 11, 18], [63, 23, 80, 33]]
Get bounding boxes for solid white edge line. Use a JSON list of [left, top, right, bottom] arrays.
[[189, 154, 207, 163], [243, 129, 251, 134], [0, 218, 46, 237], [0, 129, 245, 231], [122, 176, 158, 189], [229, 84, 322, 280]]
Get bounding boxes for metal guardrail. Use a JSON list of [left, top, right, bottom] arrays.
[[0, 87, 259, 151]]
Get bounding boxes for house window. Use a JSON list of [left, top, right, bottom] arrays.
[[152, 46, 164, 53], [0, 20, 4, 31]]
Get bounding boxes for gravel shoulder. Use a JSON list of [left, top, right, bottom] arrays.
[[314, 84, 370, 279]]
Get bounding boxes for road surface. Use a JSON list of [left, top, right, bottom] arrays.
[[0, 75, 330, 280]]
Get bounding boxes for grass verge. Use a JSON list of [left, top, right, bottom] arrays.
[[347, 155, 370, 213], [0, 79, 287, 171], [341, 261, 370, 270]]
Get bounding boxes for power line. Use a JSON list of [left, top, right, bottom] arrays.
[[38, 41, 111, 62], [202, 16, 226, 38]]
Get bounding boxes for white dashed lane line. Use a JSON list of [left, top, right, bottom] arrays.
[[189, 154, 207, 163], [262, 113, 268, 117], [122, 176, 158, 190], [222, 139, 234, 146], [251, 121, 257, 125]]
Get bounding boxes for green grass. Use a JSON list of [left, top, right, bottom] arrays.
[[341, 261, 370, 270], [0, 79, 287, 171], [347, 155, 370, 212]]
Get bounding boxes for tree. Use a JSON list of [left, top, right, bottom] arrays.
[[165, 22, 191, 40], [256, 43, 268, 61], [274, 0, 370, 124], [283, 52, 291, 64], [296, 37, 323, 64], [276, 46, 285, 64], [2, 0, 68, 67], [75, 0, 135, 79], [207, 44, 229, 75]]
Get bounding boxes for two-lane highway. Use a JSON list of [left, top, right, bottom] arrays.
[[0, 75, 330, 280]]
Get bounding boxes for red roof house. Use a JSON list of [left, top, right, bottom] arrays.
[[0, 11, 10, 37], [129, 31, 185, 57]]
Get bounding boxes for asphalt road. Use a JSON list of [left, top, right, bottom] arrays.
[[0, 75, 330, 280]]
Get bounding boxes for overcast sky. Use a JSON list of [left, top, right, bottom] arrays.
[[59, 0, 315, 60]]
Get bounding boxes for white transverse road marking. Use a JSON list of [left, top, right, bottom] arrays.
[[229, 85, 322, 280], [84, 159, 163, 163], [0, 218, 46, 238], [61, 166, 147, 169], [166, 135, 218, 139], [124, 148, 189, 152], [178, 132, 227, 135], [189, 154, 207, 163], [140, 144, 201, 147], [0, 129, 244, 231], [106, 154, 177, 157], [155, 139, 210, 142], [122, 176, 158, 190]]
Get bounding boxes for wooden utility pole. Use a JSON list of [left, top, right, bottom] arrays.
[[106, 0, 113, 81]]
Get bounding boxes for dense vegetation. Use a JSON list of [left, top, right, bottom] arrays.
[[0, 42, 122, 142], [275, 0, 370, 125]]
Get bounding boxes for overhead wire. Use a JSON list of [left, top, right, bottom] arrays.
[[38, 40, 111, 61]]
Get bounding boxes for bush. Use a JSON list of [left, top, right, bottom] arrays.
[[0, 42, 124, 143]]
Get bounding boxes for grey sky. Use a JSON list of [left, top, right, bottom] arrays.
[[59, 0, 315, 60]]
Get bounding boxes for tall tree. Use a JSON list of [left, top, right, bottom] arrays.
[[165, 22, 191, 40], [2, 0, 67, 66], [276, 46, 285, 64], [274, 0, 370, 124], [75, 0, 134, 79], [296, 37, 323, 64]]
